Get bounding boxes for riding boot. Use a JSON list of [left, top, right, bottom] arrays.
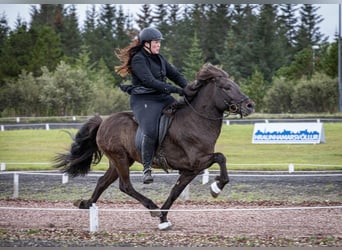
[[141, 135, 155, 184]]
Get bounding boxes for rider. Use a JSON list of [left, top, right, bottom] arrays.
[[115, 27, 188, 184]]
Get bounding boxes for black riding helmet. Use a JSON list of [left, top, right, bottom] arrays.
[[139, 27, 163, 45]]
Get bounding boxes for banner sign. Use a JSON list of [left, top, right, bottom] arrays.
[[252, 122, 325, 144]]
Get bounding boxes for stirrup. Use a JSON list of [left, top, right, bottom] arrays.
[[143, 169, 154, 184]]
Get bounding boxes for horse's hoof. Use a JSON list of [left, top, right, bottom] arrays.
[[73, 199, 83, 208], [210, 181, 221, 198], [73, 199, 90, 209], [150, 209, 162, 217], [158, 221, 172, 230]]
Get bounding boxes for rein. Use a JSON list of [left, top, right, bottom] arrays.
[[184, 96, 224, 121]]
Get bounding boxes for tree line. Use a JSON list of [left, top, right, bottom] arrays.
[[0, 4, 339, 116]]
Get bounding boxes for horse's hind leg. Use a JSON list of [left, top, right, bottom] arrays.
[[210, 152, 229, 198], [114, 158, 160, 216], [75, 162, 118, 209], [118, 177, 160, 216]]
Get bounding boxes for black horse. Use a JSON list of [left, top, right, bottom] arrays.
[[54, 63, 255, 230]]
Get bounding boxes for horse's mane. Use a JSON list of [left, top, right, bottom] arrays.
[[185, 63, 229, 100]]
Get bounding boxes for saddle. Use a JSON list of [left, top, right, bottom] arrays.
[[134, 100, 184, 172]]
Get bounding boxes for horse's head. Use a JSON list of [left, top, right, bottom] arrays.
[[185, 63, 255, 118]]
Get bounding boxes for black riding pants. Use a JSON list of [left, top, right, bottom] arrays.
[[130, 93, 175, 141]]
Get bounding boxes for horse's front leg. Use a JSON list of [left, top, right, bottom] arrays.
[[75, 162, 119, 209], [158, 172, 197, 230], [210, 152, 229, 198]]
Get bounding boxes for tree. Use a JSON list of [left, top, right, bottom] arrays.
[[264, 77, 294, 113], [277, 48, 314, 80], [0, 70, 42, 116], [0, 13, 9, 56], [292, 73, 338, 113], [203, 4, 231, 64], [320, 40, 338, 78], [61, 5, 82, 60], [241, 69, 268, 112], [28, 25, 64, 76], [278, 4, 299, 64], [97, 4, 120, 80], [39, 61, 93, 115], [183, 32, 204, 81], [253, 4, 286, 83], [0, 22, 33, 78], [295, 4, 327, 52], [153, 4, 169, 37], [30, 4, 65, 32], [82, 5, 102, 65], [221, 4, 257, 80], [136, 4, 153, 29], [0, 13, 10, 84], [114, 6, 131, 50]]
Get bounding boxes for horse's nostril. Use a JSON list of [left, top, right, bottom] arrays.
[[247, 102, 255, 109]]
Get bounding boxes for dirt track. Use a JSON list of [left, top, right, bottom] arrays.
[[0, 171, 341, 246]]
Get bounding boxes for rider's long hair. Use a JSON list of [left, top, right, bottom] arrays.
[[115, 39, 143, 77]]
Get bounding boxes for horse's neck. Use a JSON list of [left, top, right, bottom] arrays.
[[180, 89, 224, 140]]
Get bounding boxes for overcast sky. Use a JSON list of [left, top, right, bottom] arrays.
[[0, 4, 340, 42]]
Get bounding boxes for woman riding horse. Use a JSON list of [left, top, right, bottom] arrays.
[[115, 27, 188, 184], [54, 63, 255, 230]]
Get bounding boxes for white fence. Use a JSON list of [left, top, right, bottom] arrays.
[[1, 168, 342, 199], [1, 202, 341, 232], [0, 169, 341, 232]]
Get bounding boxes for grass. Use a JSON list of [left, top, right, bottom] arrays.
[[0, 123, 341, 171], [216, 123, 342, 170]]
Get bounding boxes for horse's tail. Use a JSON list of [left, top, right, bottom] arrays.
[[53, 115, 103, 177]]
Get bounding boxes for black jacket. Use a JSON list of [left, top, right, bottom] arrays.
[[130, 49, 187, 95]]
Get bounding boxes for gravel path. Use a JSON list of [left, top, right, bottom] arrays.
[[0, 171, 341, 246]]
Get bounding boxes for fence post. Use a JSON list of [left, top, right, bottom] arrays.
[[89, 203, 99, 232], [13, 173, 19, 198], [0, 125, 4, 131], [202, 169, 209, 184], [62, 173, 69, 184], [45, 123, 50, 130], [0, 162, 5, 171], [288, 163, 295, 173], [180, 184, 190, 200]]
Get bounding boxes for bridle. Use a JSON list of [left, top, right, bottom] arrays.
[[184, 77, 249, 121], [216, 81, 250, 118]]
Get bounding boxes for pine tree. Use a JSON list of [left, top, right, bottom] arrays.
[[0, 22, 33, 78], [136, 4, 153, 29], [0, 13, 10, 84], [169, 4, 181, 24], [115, 6, 130, 49], [153, 4, 169, 37], [183, 32, 204, 80], [61, 5, 82, 60], [278, 4, 299, 64], [253, 4, 286, 83], [295, 4, 327, 52], [97, 4, 118, 79], [203, 4, 231, 64], [28, 25, 64, 76], [221, 4, 257, 80], [82, 5, 101, 65]]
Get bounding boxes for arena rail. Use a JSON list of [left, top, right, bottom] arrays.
[[2, 117, 342, 131], [0, 204, 341, 232], [0, 168, 341, 199]]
